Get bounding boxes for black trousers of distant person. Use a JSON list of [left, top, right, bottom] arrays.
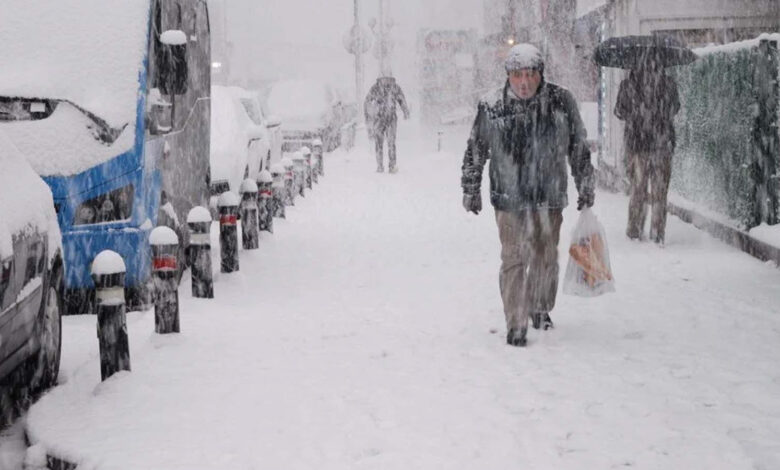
[[373, 117, 397, 172]]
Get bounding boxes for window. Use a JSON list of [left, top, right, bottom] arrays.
[[0, 258, 12, 306]]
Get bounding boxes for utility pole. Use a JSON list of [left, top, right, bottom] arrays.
[[378, 0, 386, 74], [354, 0, 364, 119]]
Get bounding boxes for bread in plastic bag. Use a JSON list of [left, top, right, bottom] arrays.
[[563, 208, 615, 297]]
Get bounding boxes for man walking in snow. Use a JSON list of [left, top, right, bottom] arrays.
[[615, 62, 680, 244], [461, 44, 595, 347], [364, 75, 410, 173]]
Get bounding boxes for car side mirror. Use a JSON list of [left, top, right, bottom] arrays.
[[158, 30, 188, 96], [147, 88, 173, 135]]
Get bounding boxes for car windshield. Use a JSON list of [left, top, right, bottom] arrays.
[[0, 96, 127, 145], [240, 98, 264, 126]]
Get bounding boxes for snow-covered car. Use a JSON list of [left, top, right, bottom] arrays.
[[0, 131, 63, 401], [235, 89, 283, 170], [266, 79, 356, 152], [209, 85, 272, 209]]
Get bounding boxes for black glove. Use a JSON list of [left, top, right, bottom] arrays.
[[577, 187, 595, 211], [463, 193, 482, 215]]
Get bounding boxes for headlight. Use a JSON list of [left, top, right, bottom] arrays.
[[73, 184, 134, 226]]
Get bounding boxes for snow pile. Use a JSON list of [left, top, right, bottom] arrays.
[[239, 179, 258, 194], [0, 0, 149, 129], [186, 206, 212, 224], [748, 223, 780, 248], [0, 131, 61, 260], [695, 33, 780, 56], [90, 250, 126, 276], [160, 30, 187, 46], [217, 191, 240, 207], [149, 227, 179, 246]]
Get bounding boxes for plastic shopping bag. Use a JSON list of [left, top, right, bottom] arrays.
[[562, 209, 615, 297]]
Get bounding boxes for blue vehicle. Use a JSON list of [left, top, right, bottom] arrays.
[[0, 0, 211, 314]]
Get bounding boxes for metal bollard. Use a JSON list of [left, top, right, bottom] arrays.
[[218, 191, 240, 273], [187, 206, 214, 299], [438, 130, 443, 152], [270, 163, 286, 218], [292, 151, 306, 197], [301, 146, 313, 189], [281, 156, 295, 206], [150, 226, 180, 334], [313, 138, 324, 177], [239, 179, 260, 250], [257, 170, 274, 233], [91, 250, 130, 381]]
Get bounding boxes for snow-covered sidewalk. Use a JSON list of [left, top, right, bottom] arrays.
[[22, 124, 780, 469]]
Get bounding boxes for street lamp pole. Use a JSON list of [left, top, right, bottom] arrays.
[[354, 0, 364, 119], [378, 0, 385, 75]]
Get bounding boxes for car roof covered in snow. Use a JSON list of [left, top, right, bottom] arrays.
[[0, 131, 61, 260], [0, 0, 149, 129]]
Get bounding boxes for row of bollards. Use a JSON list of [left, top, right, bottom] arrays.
[[91, 140, 326, 381]]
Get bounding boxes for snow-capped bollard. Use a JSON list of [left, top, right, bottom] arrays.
[[150, 226, 180, 334], [187, 206, 213, 299], [257, 169, 274, 233], [270, 163, 286, 219], [292, 151, 306, 197], [218, 191, 240, 273], [239, 179, 260, 250], [301, 146, 313, 189], [281, 156, 295, 206], [313, 138, 324, 177], [91, 250, 130, 381]]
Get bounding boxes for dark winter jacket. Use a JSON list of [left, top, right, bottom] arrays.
[[364, 77, 410, 130], [461, 81, 594, 212], [615, 70, 680, 153]]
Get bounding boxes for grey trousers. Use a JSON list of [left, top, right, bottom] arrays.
[[495, 209, 564, 331], [626, 151, 672, 243], [374, 117, 397, 170]]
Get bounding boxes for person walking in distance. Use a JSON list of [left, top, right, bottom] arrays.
[[461, 44, 595, 347], [364, 74, 410, 173], [615, 61, 680, 244]]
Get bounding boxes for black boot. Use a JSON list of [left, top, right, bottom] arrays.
[[532, 313, 554, 330], [506, 327, 527, 347]]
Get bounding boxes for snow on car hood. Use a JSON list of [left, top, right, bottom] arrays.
[[0, 131, 62, 261], [1, 103, 135, 177], [0, 0, 148, 129]]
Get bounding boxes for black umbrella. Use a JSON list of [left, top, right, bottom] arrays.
[[594, 35, 698, 69]]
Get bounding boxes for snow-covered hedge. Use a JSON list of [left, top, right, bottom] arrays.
[[671, 35, 779, 229]]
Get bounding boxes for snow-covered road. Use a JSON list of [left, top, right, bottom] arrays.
[[10, 123, 780, 469]]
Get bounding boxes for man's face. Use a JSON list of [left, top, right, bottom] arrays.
[[508, 69, 541, 99]]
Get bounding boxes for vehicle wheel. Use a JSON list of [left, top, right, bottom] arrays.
[[31, 258, 63, 393]]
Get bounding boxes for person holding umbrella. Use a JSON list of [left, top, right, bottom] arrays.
[[461, 44, 595, 347], [616, 60, 680, 244], [595, 36, 693, 244]]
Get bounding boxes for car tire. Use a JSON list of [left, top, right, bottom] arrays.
[[31, 257, 63, 393]]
